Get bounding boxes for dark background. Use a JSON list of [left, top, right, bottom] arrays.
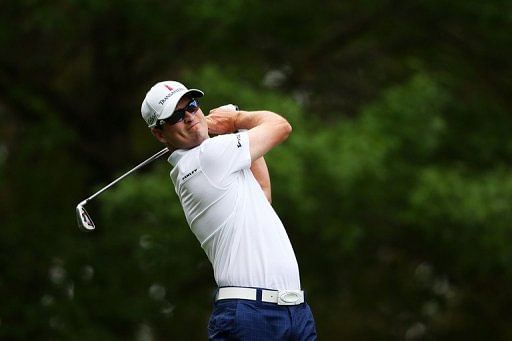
[[1, 1, 511, 340]]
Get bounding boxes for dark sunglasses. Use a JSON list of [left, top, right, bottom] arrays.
[[158, 99, 199, 127]]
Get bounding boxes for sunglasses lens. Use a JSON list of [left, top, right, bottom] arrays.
[[167, 112, 184, 125], [187, 100, 199, 113], [162, 99, 199, 126]]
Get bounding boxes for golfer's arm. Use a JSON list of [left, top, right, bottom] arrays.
[[234, 110, 292, 161], [251, 157, 272, 203]]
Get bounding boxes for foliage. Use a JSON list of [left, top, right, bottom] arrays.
[[0, 0, 511, 340]]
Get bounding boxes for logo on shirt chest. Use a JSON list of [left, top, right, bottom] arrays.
[[182, 168, 198, 181]]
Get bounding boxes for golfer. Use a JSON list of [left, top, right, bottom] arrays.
[[141, 81, 317, 340]]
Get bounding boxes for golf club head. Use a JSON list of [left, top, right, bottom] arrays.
[[76, 200, 95, 231]]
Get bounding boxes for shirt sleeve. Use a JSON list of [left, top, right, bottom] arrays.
[[199, 132, 251, 186]]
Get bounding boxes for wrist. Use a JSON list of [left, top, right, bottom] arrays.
[[233, 110, 242, 131]]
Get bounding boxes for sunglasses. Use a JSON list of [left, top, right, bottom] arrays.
[[158, 99, 199, 127]]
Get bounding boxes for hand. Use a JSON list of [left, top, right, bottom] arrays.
[[206, 105, 239, 135]]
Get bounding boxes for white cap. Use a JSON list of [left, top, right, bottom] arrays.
[[141, 81, 204, 127]]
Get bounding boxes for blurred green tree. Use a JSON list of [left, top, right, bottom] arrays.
[[0, 0, 511, 340]]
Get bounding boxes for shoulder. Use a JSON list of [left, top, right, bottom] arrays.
[[198, 133, 250, 171], [200, 133, 246, 153]]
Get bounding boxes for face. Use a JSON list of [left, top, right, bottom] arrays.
[[151, 96, 209, 150]]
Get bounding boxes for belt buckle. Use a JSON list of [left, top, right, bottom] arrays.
[[277, 290, 304, 305]]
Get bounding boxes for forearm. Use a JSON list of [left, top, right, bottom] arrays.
[[251, 156, 272, 203], [207, 109, 291, 138], [234, 110, 289, 131], [207, 108, 292, 161]]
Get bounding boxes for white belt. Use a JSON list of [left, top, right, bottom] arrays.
[[216, 287, 305, 306]]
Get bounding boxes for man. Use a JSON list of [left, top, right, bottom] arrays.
[[141, 81, 317, 340]]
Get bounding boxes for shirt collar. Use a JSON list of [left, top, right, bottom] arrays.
[[168, 149, 186, 167]]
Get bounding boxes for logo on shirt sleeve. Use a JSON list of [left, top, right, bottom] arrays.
[[182, 168, 198, 181], [236, 134, 242, 148]]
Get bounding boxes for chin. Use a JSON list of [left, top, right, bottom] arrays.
[[181, 136, 206, 149]]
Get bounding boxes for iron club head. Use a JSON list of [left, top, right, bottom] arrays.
[[76, 200, 95, 231]]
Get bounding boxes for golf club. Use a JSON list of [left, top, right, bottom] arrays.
[[76, 147, 169, 231]]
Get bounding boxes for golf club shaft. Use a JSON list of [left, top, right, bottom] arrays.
[[82, 147, 169, 204]]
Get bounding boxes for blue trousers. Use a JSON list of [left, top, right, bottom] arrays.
[[208, 297, 317, 340]]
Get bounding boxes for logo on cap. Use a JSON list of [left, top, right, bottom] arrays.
[[147, 112, 157, 126], [159, 85, 185, 105], [159, 93, 172, 105], [158, 85, 175, 105]]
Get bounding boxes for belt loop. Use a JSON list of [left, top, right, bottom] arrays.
[[256, 288, 262, 302]]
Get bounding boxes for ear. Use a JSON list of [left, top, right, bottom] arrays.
[[150, 127, 168, 144]]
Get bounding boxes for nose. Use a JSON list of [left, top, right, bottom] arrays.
[[184, 110, 197, 123]]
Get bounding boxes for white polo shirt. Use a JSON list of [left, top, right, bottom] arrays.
[[168, 132, 301, 290]]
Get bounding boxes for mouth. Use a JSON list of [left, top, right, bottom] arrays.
[[188, 121, 199, 130]]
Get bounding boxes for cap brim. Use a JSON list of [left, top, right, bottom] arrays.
[[159, 89, 204, 121]]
